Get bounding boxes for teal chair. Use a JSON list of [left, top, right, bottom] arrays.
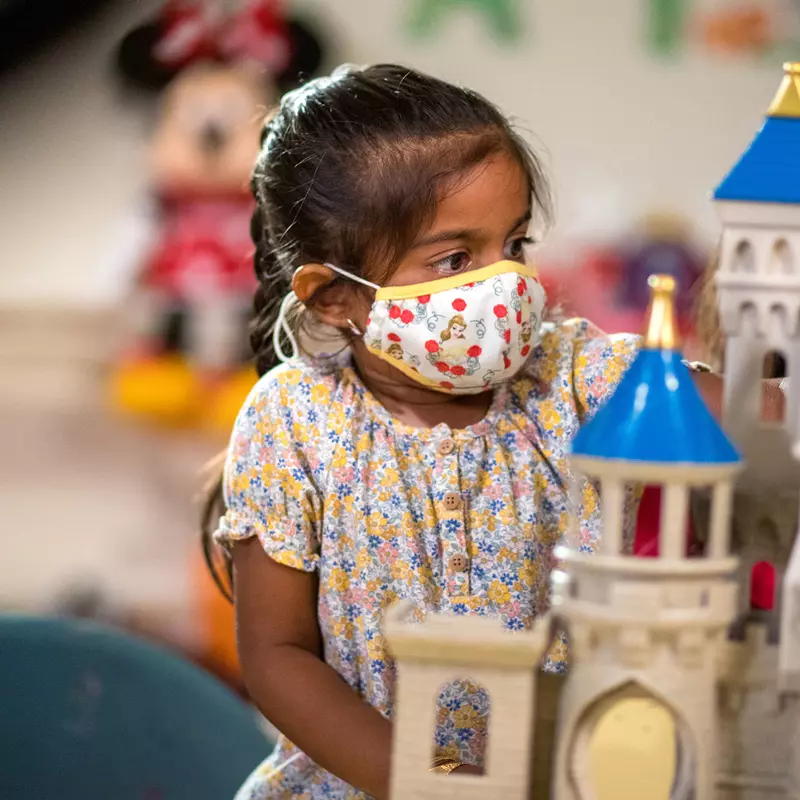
[[0, 615, 273, 799]]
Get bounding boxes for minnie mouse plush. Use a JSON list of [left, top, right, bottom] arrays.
[[109, 1, 328, 431]]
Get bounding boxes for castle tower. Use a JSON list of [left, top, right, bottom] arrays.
[[713, 60, 800, 710], [384, 601, 553, 800], [551, 276, 743, 800], [714, 62, 800, 478]]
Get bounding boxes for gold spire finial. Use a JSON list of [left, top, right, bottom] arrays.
[[768, 62, 800, 118], [643, 274, 680, 350]]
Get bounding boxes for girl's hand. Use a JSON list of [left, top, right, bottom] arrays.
[[692, 371, 785, 423]]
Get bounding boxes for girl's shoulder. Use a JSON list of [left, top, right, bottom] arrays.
[[229, 360, 342, 452], [519, 317, 641, 418], [534, 317, 640, 364], [240, 359, 342, 417]]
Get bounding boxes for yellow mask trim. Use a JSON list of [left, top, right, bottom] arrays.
[[367, 344, 462, 393], [374, 261, 538, 302]]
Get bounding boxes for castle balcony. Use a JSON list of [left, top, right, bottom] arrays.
[[551, 549, 739, 631]]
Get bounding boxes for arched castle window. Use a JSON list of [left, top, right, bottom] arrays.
[[570, 682, 694, 799], [737, 302, 759, 335], [768, 238, 793, 275], [732, 240, 755, 273], [432, 679, 491, 774], [762, 350, 787, 421]]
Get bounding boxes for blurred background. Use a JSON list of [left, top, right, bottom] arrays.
[[1, 0, 796, 690]]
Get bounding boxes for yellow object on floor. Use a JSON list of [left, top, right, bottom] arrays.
[[587, 697, 677, 800], [204, 367, 258, 435], [110, 357, 256, 432], [111, 355, 201, 427]]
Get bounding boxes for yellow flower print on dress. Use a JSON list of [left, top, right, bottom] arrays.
[[488, 580, 512, 605], [311, 384, 330, 405], [328, 568, 350, 592]]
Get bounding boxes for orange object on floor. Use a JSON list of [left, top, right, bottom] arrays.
[[194, 550, 240, 681]]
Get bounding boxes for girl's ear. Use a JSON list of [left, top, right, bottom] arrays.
[[292, 264, 354, 330], [292, 263, 335, 302]]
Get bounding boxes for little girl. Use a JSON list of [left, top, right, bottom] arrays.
[[205, 64, 782, 799]]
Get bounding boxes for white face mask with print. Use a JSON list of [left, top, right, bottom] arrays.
[[274, 260, 546, 395]]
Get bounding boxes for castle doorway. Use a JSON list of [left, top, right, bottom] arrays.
[[571, 682, 693, 800]]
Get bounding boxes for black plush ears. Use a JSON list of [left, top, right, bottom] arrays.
[[114, 13, 327, 94], [279, 18, 325, 94]]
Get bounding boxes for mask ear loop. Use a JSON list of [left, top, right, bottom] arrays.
[[323, 263, 380, 291], [273, 292, 302, 363]]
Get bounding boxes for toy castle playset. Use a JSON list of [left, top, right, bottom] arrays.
[[385, 62, 800, 799]]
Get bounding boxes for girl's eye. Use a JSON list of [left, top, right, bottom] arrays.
[[431, 251, 471, 275], [506, 236, 535, 262]]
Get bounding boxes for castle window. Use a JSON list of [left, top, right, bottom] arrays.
[[769, 238, 793, 275], [633, 486, 695, 558], [762, 350, 786, 422], [732, 240, 755, 273], [432, 679, 490, 775]]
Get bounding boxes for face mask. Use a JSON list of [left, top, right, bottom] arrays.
[[274, 260, 546, 395]]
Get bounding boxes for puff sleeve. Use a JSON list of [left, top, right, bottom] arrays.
[[215, 367, 327, 572]]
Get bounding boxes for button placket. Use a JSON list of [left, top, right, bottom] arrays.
[[432, 432, 470, 602]]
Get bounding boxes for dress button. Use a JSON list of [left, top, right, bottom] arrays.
[[443, 492, 462, 511], [437, 438, 456, 456], [449, 554, 469, 573]]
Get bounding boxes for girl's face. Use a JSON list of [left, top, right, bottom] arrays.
[[345, 150, 532, 403]]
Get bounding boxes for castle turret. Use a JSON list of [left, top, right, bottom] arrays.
[[713, 58, 800, 715], [714, 62, 800, 480], [551, 275, 743, 800]]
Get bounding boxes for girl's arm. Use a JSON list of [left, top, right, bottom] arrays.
[[693, 372, 786, 422], [232, 539, 393, 799]]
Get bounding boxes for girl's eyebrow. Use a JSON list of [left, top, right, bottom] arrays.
[[411, 210, 532, 249]]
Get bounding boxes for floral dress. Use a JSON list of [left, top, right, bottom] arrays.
[[216, 318, 640, 799]]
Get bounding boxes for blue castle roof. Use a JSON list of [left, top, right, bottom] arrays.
[[571, 348, 741, 465], [714, 63, 800, 204], [714, 116, 800, 204]]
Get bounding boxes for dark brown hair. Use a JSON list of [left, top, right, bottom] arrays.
[[202, 64, 552, 598]]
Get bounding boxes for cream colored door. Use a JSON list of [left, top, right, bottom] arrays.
[[585, 696, 678, 800]]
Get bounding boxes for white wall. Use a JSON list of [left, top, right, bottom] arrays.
[[312, 0, 785, 246], [0, 0, 787, 309]]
